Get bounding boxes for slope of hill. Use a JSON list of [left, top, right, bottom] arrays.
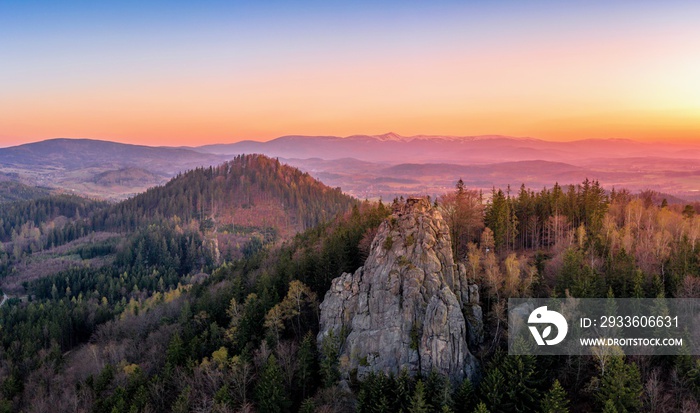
[[0, 138, 228, 199], [92, 167, 168, 187], [0, 179, 50, 203], [92, 154, 358, 258], [0, 138, 225, 171]]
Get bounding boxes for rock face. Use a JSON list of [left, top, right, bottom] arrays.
[[318, 197, 482, 381]]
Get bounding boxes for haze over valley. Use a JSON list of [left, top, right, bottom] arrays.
[[3, 134, 700, 202]]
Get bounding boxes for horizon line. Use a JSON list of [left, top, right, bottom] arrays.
[[3, 133, 697, 149]]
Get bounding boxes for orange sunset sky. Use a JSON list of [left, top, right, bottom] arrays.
[[1, 1, 699, 147]]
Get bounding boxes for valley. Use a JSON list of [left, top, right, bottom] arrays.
[[4, 135, 700, 204]]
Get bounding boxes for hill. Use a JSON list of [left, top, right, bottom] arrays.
[[92, 154, 358, 258], [0, 138, 228, 200], [0, 138, 225, 171], [0, 154, 358, 294], [92, 167, 168, 187], [0, 178, 50, 203]]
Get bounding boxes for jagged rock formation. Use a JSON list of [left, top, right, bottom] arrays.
[[318, 197, 482, 381]]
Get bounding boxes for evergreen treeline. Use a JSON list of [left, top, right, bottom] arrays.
[[0, 181, 49, 204], [0, 195, 106, 261], [0, 194, 102, 241], [439, 179, 609, 259], [479, 179, 607, 254]]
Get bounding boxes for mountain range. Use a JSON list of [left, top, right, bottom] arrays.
[[194, 132, 700, 164], [2, 133, 700, 201]]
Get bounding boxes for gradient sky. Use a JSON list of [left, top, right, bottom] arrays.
[[1, 1, 700, 147]]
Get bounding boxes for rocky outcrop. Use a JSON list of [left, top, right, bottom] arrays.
[[318, 197, 482, 381]]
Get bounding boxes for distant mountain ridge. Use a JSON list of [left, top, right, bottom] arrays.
[[0, 138, 228, 200], [0, 138, 226, 172], [2, 135, 700, 202], [194, 133, 700, 164]]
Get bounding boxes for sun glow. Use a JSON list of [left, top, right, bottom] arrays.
[[1, 2, 699, 146]]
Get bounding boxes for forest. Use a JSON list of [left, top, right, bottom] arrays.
[[0, 158, 699, 412]]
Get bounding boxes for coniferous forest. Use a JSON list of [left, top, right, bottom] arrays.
[[0, 156, 699, 412]]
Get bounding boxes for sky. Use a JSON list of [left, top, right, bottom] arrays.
[[1, 1, 700, 147]]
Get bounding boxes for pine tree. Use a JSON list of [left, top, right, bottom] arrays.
[[368, 372, 394, 413], [596, 356, 642, 412], [479, 367, 504, 410], [500, 354, 542, 412], [540, 380, 569, 413], [453, 378, 475, 413], [426, 370, 451, 410], [409, 380, 430, 413], [166, 333, 187, 366], [376, 395, 392, 413], [686, 359, 700, 399], [394, 369, 414, 413], [473, 402, 490, 413], [296, 332, 318, 399], [356, 383, 371, 413], [171, 386, 191, 413], [319, 331, 340, 388], [254, 355, 290, 413], [485, 189, 509, 251], [601, 399, 618, 413]]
